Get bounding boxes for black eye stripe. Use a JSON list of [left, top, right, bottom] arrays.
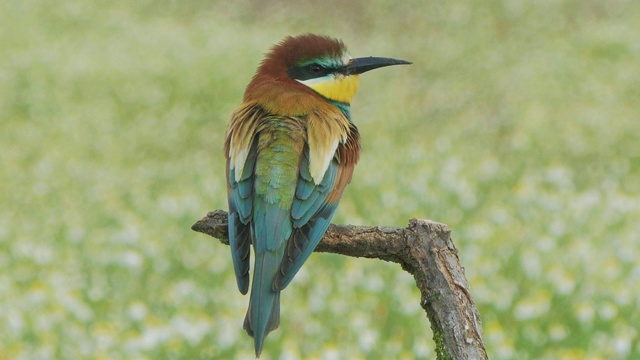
[[288, 63, 332, 81]]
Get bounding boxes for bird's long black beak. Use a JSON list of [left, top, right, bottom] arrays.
[[341, 57, 412, 75]]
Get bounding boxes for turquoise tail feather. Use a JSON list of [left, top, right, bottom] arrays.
[[243, 248, 283, 357]]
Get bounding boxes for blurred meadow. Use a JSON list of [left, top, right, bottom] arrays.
[[2, 0, 639, 358]]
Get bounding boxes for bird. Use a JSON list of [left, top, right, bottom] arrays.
[[224, 33, 410, 357]]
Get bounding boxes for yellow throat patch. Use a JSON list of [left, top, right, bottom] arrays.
[[299, 74, 360, 104]]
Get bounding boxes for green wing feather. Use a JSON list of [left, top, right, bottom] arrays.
[[274, 149, 341, 291]]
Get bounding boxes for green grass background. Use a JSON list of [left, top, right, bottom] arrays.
[[2, 0, 639, 358]]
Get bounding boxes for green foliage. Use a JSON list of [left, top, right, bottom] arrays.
[[1, 0, 639, 358]]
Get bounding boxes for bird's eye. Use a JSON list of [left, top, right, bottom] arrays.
[[308, 64, 324, 74]]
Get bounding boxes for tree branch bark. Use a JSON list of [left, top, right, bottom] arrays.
[[192, 210, 487, 360]]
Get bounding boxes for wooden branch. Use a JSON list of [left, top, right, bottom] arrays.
[[192, 210, 487, 360]]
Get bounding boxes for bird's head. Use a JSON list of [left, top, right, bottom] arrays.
[[244, 34, 411, 112]]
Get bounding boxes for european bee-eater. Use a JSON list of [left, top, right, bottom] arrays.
[[224, 33, 410, 356]]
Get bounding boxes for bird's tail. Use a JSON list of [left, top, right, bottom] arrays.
[[243, 251, 281, 358]]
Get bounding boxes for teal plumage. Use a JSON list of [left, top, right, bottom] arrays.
[[223, 34, 410, 357]]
